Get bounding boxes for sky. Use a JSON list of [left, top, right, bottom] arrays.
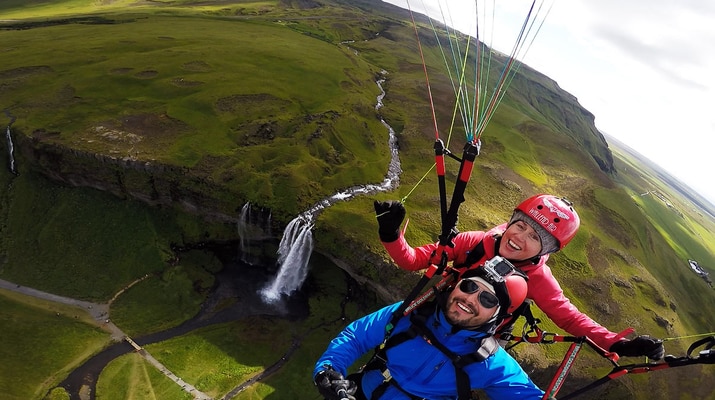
[[382, 0, 715, 205]]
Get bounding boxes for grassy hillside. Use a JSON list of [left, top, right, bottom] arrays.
[[1, 1, 714, 399], [1, 4, 387, 220]]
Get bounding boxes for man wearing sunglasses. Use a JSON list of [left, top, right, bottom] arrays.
[[314, 258, 545, 400], [374, 194, 665, 362]]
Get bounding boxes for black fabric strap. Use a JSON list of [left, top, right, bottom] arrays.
[[454, 336, 500, 367], [498, 299, 536, 338], [455, 240, 486, 270], [346, 372, 369, 400], [370, 377, 423, 400]]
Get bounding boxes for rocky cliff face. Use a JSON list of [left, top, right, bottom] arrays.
[[508, 63, 616, 174], [15, 130, 245, 224]]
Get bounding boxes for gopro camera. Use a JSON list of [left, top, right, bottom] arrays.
[[482, 256, 517, 282]]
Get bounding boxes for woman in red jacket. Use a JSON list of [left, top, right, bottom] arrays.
[[374, 194, 665, 359]]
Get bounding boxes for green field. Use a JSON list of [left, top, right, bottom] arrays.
[[1, 4, 387, 219]]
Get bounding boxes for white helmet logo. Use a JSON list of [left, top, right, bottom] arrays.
[[543, 197, 571, 220]]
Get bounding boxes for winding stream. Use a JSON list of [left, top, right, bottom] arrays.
[[260, 72, 400, 302]]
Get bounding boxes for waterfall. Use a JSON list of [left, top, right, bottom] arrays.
[[237, 203, 251, 263], [259, 72, 401, 303], [236, 202, 273, 266], [260, 216, 314, 302], [5, 125, 16, 175]]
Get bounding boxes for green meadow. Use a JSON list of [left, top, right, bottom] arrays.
[[1, 5, 388, 219]]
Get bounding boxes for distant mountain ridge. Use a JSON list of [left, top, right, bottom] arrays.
[[604, 131, 715, 219]]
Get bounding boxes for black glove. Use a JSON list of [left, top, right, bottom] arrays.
[[610, 335, 665, 360], [374, 200, 406, 242], [314, 366, 357, 400]]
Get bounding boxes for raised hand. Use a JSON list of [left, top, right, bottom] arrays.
[[374, 200, 406, 242]]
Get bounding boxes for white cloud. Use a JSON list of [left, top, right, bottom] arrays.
[[383, 0, 715, 204]]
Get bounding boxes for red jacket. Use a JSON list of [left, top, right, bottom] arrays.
[[382, 224, 625, 350]]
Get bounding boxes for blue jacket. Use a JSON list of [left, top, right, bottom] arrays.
[[314, 302, 544, 399]]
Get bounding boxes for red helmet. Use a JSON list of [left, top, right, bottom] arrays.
[[514, 194, 580, 250], [502, 273, 528, 314], [463, 257, 528, 317]]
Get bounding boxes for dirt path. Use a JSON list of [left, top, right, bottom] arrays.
[[0, 279, 111, 329], [0, 278, 213, 400]]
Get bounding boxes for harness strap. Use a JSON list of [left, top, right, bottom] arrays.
[[362, 324, 426, 399], [470, 335, 500, 362], [363, 329, 418, 374], [364, 301, 499, 400], [408, 311, 498, 400], [454, 240, 485, 270], [543, 341, 584, 399], [501, 300, 539, 341], [687, 335, 715, 357], [370, 375, 423, 400]]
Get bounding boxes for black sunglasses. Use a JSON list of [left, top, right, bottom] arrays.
[[458, 279, 500, 309]]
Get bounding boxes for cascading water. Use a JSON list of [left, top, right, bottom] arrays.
[[260, 216, 314, 302], [236, 202, 272, 266], [5, 126, 15, 174], [237, 203, 252, 263], [3, 110, 17, 175], [259, 72, 401, 303]]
